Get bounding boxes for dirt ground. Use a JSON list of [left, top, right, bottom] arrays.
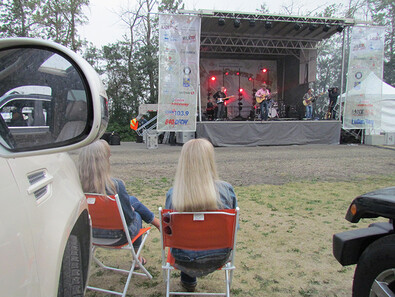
[[71, 142, 395, 187]]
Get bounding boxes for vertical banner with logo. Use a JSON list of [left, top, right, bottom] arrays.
[[157, 14, 201, 132], [343, 26, 386, 130]]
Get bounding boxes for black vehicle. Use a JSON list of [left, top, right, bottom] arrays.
[[333, 187, 395, 297]]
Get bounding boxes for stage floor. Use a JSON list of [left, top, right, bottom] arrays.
[[196, 120, 341, 147]]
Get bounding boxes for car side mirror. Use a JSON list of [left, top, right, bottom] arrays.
[[0, 39, 108, 156]]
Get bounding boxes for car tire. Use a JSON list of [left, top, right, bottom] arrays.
[[57, 235, 84, 297], [353, 234, 395, 297]]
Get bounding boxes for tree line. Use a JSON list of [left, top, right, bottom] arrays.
[[0, 0, 393, 140]]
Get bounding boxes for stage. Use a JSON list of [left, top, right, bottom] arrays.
[[196, 120, 341, 147]]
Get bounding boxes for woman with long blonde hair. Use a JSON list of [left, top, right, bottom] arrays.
[[165, 138, 237, 291], [79, 139, 159, 263]]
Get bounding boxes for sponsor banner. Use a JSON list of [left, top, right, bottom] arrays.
[[157, 14, 201, 132], [343, 26, 386, 130]]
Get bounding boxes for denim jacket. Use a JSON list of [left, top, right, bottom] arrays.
[[92, 178, 138, 245], [165, 181, 237, 277]]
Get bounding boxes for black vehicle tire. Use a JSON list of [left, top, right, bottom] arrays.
[[353, 234, 395, 297], [57, 235, 84, 297]]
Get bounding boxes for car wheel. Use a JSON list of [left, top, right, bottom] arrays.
[[57, 235, 84, 297], [353, 234, 395, 297]]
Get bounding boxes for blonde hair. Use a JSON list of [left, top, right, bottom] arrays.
[[172, 138, 221, 211], [78, 139, 116, 195]]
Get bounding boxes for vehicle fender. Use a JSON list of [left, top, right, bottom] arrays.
[[333, 222, 393, 266]]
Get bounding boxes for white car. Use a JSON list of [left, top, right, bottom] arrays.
[[0, 38, 108, 296]]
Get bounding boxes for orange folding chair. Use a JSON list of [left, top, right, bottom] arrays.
[[159, 207, 240, 297], [85, 193, 152, 297]]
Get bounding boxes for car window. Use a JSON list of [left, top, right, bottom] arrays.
[[0, 47, 91, 152]]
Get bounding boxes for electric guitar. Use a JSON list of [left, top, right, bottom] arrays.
[[256, 92, 277, 104], [216, 95, 235, 104], [303, 91, 324, 106]]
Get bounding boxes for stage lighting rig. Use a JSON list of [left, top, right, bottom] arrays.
[[309, 24, 317, 31], [218, 18, 225, 26], [264, 21, 272, 30], [294, 23, 302, 30], [234, 19, 241, 28], [323, 24, 331, 32], [249, 20, 256, 27], [337, 25, 344, 33]]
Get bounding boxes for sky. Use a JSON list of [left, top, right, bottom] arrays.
[[80, 0, 352, 47]]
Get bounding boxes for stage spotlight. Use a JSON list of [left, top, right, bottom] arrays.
[[294, 23, 302, 30], [337, 25, 344, 33], [236, 71, 240, 76], [309, 24, 317, 31], [234, 19, 241, 28], [239, 88, 244, 93], [210, 76, 216, 81], [262, 68, 267, 73], [248, 77, 253, 81], [224, 71, 229, 75], [249, 20, 256, 27], [264, 21, 272, 29], [323, 24, 331, 32], [218, 18, 225, 26]]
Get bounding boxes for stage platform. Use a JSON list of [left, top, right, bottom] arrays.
[[196, 120, 341, 147]]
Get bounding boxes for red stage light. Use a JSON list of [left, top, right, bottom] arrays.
[[236, 72, 240, 76], [239, 88, 244, 93], [248, 77, 253, 81], [210, 76, 216, 81], [224, 88, 227, 93], [225, 72, 229, 75], [262, 68, 267, 73]]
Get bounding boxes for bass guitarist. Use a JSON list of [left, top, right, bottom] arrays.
[[302, 88, 315, 119], [255, 83, 271, 121], [213, 86, 233, 120]]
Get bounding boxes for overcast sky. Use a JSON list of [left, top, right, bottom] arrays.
[[80, 0, 352, 47]]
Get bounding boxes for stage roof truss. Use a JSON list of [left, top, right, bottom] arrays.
[[200, 35, 317, 56], [180, 10, 355, 58]]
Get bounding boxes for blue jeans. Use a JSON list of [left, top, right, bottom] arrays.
[[305, 105, 313, 119], [260, 101, 269, 120], [128, 196, 154, 247], [172, 248, 231, 283]]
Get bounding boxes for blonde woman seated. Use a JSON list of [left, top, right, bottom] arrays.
[[79, 139, 160, 264], [165, 138, 237, 292]]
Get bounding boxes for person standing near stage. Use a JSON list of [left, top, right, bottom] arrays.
[[255, 83, 271, 121], [328, 87, 339, 119], [213, 86, 227, 120], [303, 88, 315, 120]]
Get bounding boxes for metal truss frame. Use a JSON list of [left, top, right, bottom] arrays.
[[200, 35, 317, 56], [208, 11, 354, 26]]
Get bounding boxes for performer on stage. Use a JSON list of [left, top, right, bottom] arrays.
[[213, 86, 227, 120], [328, 87, 339, 119], [206, 97, 217, 121], [255, 83, 271, 121], [303, 88, 315, 120]]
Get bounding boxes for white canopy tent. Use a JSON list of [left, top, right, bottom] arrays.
[[342, 72, 395, 134]]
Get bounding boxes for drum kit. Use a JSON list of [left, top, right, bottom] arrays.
[[254, 99, 279, 120]]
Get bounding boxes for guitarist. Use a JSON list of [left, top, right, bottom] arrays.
[[213, 86, 227, 120], [255, 83, 272, 121], [302, 88, 315, 119]]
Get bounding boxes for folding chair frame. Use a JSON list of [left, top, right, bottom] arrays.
[[85, 193, 152, 297], [159, 207, 240, 297]]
